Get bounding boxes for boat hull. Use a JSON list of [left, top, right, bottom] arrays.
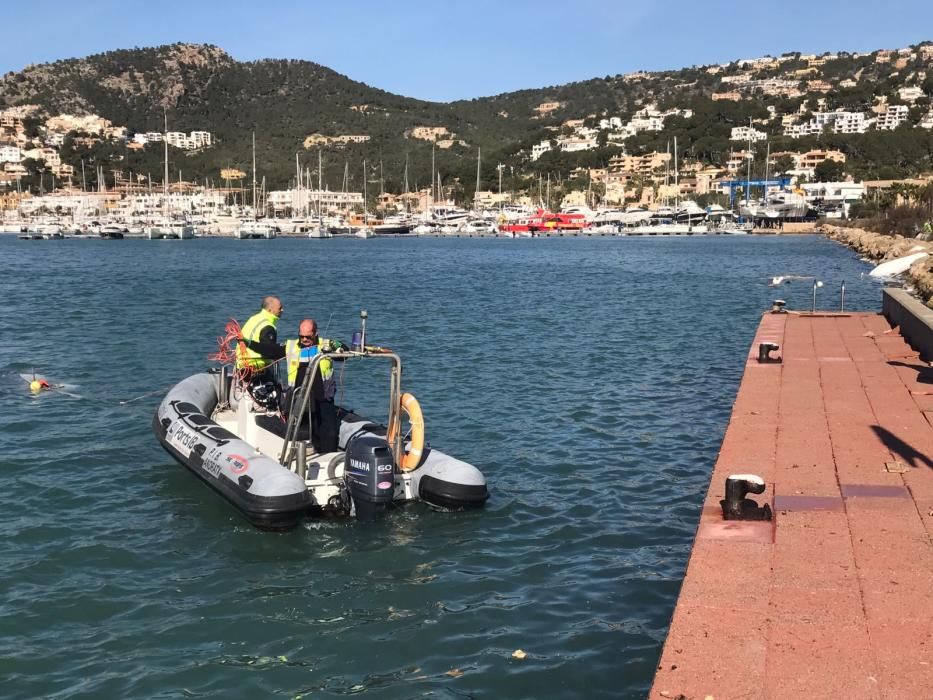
[[153, 374, 313, 529], [155, 373, 488, 529]]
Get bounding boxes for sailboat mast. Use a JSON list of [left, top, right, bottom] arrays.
[[252, 131, 257, 217], [674, 135, 679, 207], [476, 147, 481, 195], [764, 141, 771, 200], [431, 143, 436, 205], [163, 111, 169, 218]]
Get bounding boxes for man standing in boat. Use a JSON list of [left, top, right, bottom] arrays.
[[236, 295, 286, 377], [284, 318, 339, 452]]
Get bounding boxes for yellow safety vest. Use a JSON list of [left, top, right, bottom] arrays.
[[236, 308, 279, 370], [285, 338, 333, 387]]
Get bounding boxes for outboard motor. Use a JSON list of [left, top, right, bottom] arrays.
[[344, 435, 395, 521]]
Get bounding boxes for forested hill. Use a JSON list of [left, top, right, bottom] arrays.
[[2, 42, 933, 197]]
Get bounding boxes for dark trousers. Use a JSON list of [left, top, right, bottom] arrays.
[[284, 387, 339, 453]]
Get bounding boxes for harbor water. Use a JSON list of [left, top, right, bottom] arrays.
[[0, 234, 882, 699]]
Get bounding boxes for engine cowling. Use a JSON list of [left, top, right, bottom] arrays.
[[344, 435, 395, 520]]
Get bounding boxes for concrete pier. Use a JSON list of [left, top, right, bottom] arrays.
[[651, 311, 933, 699]]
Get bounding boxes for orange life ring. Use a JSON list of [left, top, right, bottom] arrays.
[[387, 392, 425, 472]]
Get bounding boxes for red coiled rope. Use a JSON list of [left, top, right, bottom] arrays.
[[207, 318, 285, 393], [208, 318, 253, 386], [208, 318, 243, 365]]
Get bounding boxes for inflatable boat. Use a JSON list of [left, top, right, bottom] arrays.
[[153, 345, 488, 529]]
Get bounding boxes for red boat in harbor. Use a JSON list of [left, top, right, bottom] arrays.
[[498, 209, 587, 235]]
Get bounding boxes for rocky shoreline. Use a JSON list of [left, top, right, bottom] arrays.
[[820, 224, 933, 307]]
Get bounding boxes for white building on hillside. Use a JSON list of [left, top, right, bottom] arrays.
[[531, 140, 552, 161], [0, 146, 22, 163], [784, 111, 870, 138], [165, 132, 189, 148], [560, 137, 598, 152], [898, 86, 925, 103], [189, 131, 212, 148], [831, 112, 870, 134], [730, 126, 767, 142], [876, 104, 909, 130]]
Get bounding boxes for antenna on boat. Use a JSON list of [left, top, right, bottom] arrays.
[[360, 309, 368, 351]]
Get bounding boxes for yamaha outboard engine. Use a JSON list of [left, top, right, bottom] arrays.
[[344, 435, 395, 520]]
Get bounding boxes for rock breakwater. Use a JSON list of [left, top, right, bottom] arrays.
[[820, 224, 933, 306]]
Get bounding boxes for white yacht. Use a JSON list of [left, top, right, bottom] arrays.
[[236, 220, 277, 239], [147, 219, 194, 239]]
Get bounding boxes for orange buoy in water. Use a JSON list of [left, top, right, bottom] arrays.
[[29, 378, 50, 393]]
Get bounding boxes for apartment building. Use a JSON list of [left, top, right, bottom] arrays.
[[726, 150, 754, 174], [267, 188, 364, 213], [796, 149, 846, 175], [876, 104, 909, 130], [189, 131, 212, 148], [807, 80, 833, 93], [607, 152, 672, 180], [559, 137, 598, 153], [165, 132, 189, 148], [46, 114, 111, 135], [831, 112, 870, 134], [730, 126, 767, 142], [784, 111, 870, 137], [0, 146, 22, 163], [531, 141, 552, 161], [21, 147, 61, 166], [629, 115, 665, 132], [898, 86, 925, 103]]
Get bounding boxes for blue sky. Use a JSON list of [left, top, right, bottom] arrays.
[[2, 0, 931, 102]]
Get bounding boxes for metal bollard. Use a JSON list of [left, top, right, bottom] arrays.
[[721, 474, 772, 521], [758, 342, 781, 363], [840, 281, 846, 312]]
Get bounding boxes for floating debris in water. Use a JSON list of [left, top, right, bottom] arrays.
[[511, 649, 527, 660]]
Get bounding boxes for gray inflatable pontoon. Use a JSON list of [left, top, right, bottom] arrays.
[[154, 353, 488, 529]]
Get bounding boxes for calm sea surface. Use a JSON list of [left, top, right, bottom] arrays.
[[0, 234, 882, 699]]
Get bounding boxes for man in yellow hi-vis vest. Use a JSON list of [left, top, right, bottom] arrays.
[[283, 318, 340, 452], [236, 296, 285, 374]]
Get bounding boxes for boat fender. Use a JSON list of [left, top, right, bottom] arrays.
[[387, 393, 425, 472]]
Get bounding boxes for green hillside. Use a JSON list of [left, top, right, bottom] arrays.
[[2, 42, 933, 202]]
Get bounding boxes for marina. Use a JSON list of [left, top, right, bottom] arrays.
[[0, 234, 886, 697], [3, 8, 933, 697]]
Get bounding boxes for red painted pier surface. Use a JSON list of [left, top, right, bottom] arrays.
[[651, 312, 933, 700]]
